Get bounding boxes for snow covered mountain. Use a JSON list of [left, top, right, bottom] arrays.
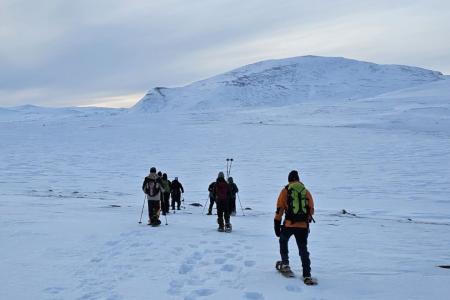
[[132, 56, 444, 112]]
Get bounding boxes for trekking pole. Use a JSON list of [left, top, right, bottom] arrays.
[[237, 193, 245, 216], [202, 197, 209, 214], [181, 196, 186, 209], [138, 195, 146, 224], [226, 158, 230, 178], [163, 211, 168, 225], [228, 158, 234, 177]]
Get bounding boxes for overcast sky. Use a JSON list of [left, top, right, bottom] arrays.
[[1, 0, 449, 107]]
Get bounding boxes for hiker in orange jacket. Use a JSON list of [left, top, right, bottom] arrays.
[[274, 170, 315, 284]]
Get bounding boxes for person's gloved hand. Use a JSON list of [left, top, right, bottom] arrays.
[[274, 219, 281, 237]]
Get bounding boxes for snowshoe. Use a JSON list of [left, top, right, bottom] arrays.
[[225, 224, 232, 233], [275, 261, 295, 278], [303, 277, 318, 286], [150, 219, 161, 227]]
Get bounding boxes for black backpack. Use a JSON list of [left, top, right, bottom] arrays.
[[145, 178, 160, 197], [285, 183, 309, 223]]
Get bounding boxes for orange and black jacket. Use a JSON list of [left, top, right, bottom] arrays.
[[274, 180, 315, 229]]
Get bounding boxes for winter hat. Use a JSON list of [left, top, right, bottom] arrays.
[[150, 167, 157, 173], [157, 171, 162, 177], [288, 170, 300, 182], [218, 171, 225, 179], [162, 173, 167, 180], [228, 176, 234, 183]]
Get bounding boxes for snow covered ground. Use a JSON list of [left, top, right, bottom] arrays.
[[1, 56, 450, 299]]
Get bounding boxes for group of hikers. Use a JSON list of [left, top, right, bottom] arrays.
[[141, 167, 184, 226], [141, 167, 316, 285], [206, 171, 239, 232]]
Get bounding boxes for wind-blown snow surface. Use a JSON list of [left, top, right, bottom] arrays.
[[1, 57, 450, 299]]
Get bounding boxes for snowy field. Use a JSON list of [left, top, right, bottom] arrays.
[[1, 57, 450, 299]]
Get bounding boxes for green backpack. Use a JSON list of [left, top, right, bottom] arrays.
[[285, 182, 309, 223]]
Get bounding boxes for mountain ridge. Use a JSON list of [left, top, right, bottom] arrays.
[[132, 55, 444, 112]]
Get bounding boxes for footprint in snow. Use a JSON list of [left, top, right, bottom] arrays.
[[244, 260, 256, 267], [221, 264, 236, 272], [105, 240, 120, 247], [184, 288, 217, 300], [43, 287, 65, 294], [244, 291, 265, 300], [167, 279, 184, 295], [191, 251, 203, 259], [214, 257, 227, 265], [286, 284, 302, 293], [179, 263, 194, 274]]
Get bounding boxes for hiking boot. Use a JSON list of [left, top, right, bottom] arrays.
[[218, 226, 225, 232], [278, 263, 292, 273], [303, 277, 316, 285], [207, 210, 212, 215]]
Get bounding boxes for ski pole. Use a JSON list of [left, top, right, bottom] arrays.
[[138, 195, 146, 224], [237, 193, 245, 216], [202, 197, 209, 214], [181, 196, 186, 209], [226, 158, 230, 178], [164, 211, 168, 225], [228, 158, 233, 177]]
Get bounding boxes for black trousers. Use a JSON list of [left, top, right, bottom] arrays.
[[229, 196, 236, 214], [217, 200, 230, 228], [148, 200, 160, 223], [279, 227, 311, 277], [162, 192, 170, 213], [172, 193, 181, 209]]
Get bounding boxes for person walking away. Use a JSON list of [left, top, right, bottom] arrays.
[[161, 173, 171, 214], [171, 177, 184, 210], [215, 172, 231, 232], [274, 170, 316, 285], [142, 167, 163, 226], [207, 181, 216, 215], [227, 177, 239, 216]]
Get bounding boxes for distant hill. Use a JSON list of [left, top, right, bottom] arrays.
[[132, 55, 444, 112]]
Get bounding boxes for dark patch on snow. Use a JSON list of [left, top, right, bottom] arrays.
[[189, 202, 203, 207], [438, 265, 450, 269], [244, 207, 252, 210], [341, 209, 357, 216]]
